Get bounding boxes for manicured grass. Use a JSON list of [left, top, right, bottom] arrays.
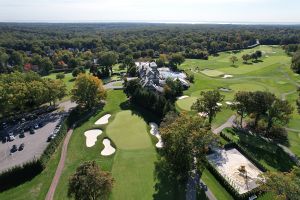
[[200, 69, 225, 77], [176, 96, 197, 111], [287, 131, 300, 157], [53, 90, 159, 200], [106, 110, 153, 150], [112, 81, 123, 87], [201, 169, 233, 200]]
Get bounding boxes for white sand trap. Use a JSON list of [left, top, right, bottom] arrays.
[[149, 122, 163, 148], [95, 114, 111, 125], [84, 129, 102, 147], [177, 95, 189, 100], [222, 74, 233, 79], [198, 112, 208, 117], [217, 103, 223, 106], [226, 101, 233, 105], [101, 139, 115, 156], [207, 148, 263, 194]]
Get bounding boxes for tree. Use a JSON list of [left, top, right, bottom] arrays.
[[266, 99, 293, 133], [169, 53, 185, 71], [68, 161, 114, 200], [56, 73, 65, 79], [249, 91, 275, 127], [258, 167, 300, 200], [71, 74, 106, 109], [98, 51, 119, 74], [123, 79, 142, 97], [191, 90, 224, 123], [72, 66, 85, 77], [160, 113, 215, 181], [242, 54, 251, 63], [231, 91, 251, 127], [44, 79, 67, 106], [39, 57, 53, 75], [9, 51, 24, 66], [291, 51, 300, 73], [68, 58, 81, 69], [163, 78, 183, 101], [229, 55, 238, 66]]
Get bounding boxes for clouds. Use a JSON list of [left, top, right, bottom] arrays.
[[0, 0, 299, 23]]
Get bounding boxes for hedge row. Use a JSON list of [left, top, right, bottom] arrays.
[[205, 159, 262, 200], [0, 120, 68, 192]]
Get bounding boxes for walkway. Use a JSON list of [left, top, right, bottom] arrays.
[[45, 128, 73, 200], [212, 115, 236, 134]]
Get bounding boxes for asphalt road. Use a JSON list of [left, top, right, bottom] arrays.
[[0, 101, 77, 173]]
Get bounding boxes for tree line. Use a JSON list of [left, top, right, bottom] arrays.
[[0, 71, 66, 117]]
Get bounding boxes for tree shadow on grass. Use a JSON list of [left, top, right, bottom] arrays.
[[153, 159, 186, 200], [119, 100, 162, 124], [235, 130, 295, 172]]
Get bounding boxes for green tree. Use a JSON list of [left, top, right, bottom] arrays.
[[229, 55, 238, 66], [258, 167, 300, 200], [231, 91, 251, 127], [191, 90, 224, 123], [266, 99, 293, 133], [169, 53, 185, 71], [291, 51, 300, 73], [44, 79, 67, 106], [40, 57, 53, 75], [71, 74, 106, 109], [72, 66, 86, 77], [98, 51, 119, 74], [68, 161, 114, 200], [242, 54, 251, 63], [160, 113, 214, 181]]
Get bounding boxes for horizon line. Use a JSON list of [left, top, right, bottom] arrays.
[[1, 20, 300, 25]]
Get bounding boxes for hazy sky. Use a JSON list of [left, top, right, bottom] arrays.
[[0, 0, 299, 23]]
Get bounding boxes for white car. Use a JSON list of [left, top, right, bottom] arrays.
[[9, 135, 15, 141]]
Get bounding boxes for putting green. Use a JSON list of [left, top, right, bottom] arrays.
[[106, 110, 152, 150], [176, 96, 198, 111], [200, 69, 225, 77]]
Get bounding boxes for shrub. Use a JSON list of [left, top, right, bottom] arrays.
[[56, 73, 65, 79]]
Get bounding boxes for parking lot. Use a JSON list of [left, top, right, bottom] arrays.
[[0, 101, 76, 173]]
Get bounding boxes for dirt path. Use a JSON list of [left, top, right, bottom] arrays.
[[45, 128, 73, 200]]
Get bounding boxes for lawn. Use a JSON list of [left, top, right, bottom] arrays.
[[200, 69, 225, 77], [53, 90, 160, 200], [201, 169, 233, 200], [287, 131, 300, 157]]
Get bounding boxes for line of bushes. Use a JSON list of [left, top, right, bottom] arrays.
[[205, 159, 262, 200], [0, 120, 68, 192]]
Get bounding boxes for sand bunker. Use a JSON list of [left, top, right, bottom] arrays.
[[177, 95, 189, 100], [149, 122, 163, 148], [207, 148, 263, 194], [101, 139, 115, 156], [95, 114, 111, 125], [226, 101, 233, 105], [222, 74, 233, 79], [217, 103, 223, 106], [84, 129, 102, 147], [198, 112, 208, 117]]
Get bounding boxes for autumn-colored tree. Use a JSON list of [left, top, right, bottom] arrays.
[[191, 90, 224, 123], [68, 161, 114, 200], [71, 74, 106, 109], [160, 113, 215, 181]]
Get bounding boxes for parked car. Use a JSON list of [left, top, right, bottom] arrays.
[[34, 124, 39, 129], [9, 134, 15, 141], [19, 143, 25, 151], [47, 134, 56, 142], [19, 132, 25, 138], [29, 128, 35, 134], [11, 145, 18, 153]]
